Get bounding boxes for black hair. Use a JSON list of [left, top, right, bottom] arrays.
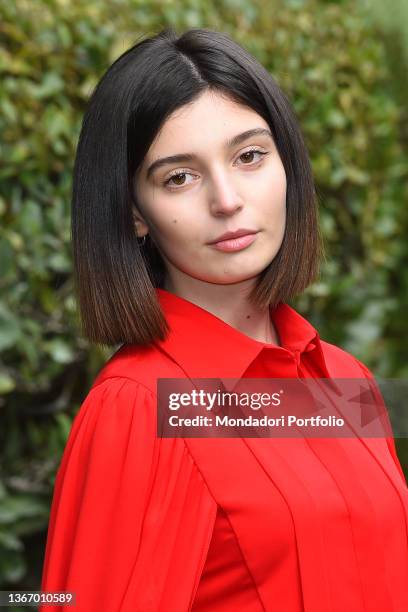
[[71, 26, 323, 347]]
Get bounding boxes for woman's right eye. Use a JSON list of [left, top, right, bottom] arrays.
[[163, 170, 196, 189]]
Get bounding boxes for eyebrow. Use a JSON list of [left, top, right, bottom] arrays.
[[145, 127, 274, 179]]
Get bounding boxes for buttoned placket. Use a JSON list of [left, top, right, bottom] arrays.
[[260, 342, 317, 377], [295, 342, 317, 375]]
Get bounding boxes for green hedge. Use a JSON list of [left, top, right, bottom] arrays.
[[1, 0, 407, 596]]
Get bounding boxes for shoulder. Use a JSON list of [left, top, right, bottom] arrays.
[[92, 342, 182, 392], [70, 376, 157, 445], [72, 342, 183, 440], [319, 338, 374, 379]]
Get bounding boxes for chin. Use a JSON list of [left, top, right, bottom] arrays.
[[199, 271, 262, 285]]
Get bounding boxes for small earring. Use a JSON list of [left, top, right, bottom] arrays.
[[137, 234, 147, 246]]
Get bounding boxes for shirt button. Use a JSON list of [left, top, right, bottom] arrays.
[[305, 342, 316, 352], [292, 349, 301, 366]]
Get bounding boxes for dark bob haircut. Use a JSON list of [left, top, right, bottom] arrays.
[[71, 26, 324, 348]]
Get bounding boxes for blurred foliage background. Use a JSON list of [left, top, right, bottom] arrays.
[[1, 0, 407, 603]]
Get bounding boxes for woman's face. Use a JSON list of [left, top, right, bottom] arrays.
[[133, 89, 287, 287]]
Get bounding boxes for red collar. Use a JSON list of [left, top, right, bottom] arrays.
[[154, 288, 331, 379]]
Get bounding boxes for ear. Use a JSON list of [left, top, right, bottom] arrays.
[[131, 204, 149, 237]]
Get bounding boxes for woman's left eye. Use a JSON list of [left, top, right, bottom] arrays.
[[237, 148, 268, 164]]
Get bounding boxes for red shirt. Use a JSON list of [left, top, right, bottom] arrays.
[[40, 288, 408, 611]]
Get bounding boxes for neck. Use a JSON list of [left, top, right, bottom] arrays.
[[163, 276, 280, 346]]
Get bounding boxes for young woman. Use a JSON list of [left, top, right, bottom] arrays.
[[39, 27, 408, 612]]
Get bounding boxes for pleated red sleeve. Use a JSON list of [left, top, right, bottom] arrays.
[[353, 356, 407, 486], [39, 377, 218, 612]]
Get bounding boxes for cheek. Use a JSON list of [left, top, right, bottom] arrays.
[[259, 191, 286, 229], [150, 209, 201, 251], [255, 159, 286, 206]]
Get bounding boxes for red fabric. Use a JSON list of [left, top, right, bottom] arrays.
[[40, 288, 408, 611]]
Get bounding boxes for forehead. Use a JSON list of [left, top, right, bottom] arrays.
[[145, 90, 270, 159]]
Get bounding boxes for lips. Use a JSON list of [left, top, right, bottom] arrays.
[[208, 232, 259, 253], [207, 229, 258, 245]]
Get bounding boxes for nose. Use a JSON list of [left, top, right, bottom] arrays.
[[208, 169, 244, 216]]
